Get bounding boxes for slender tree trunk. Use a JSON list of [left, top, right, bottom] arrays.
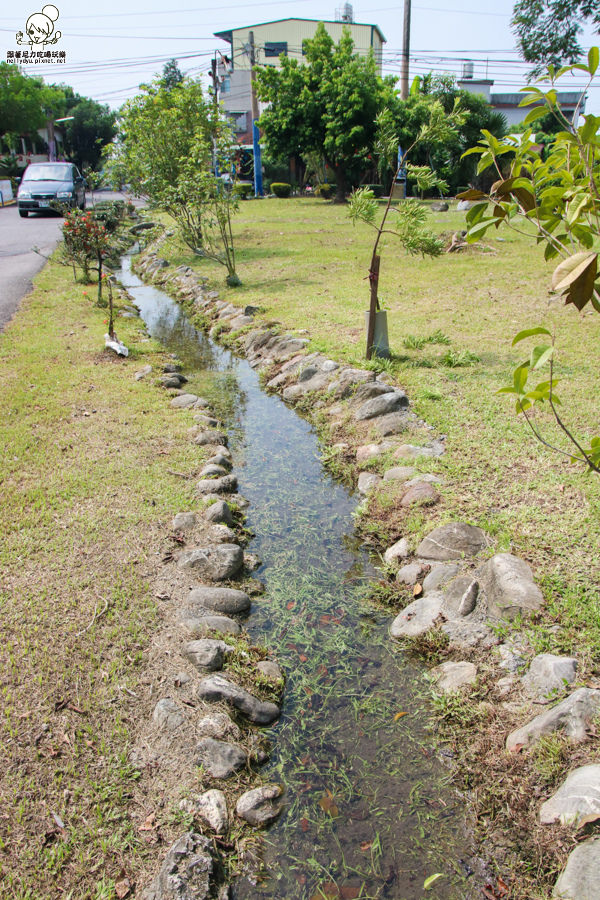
[[366, 252, 380, 359], [333, 165, 347, 203]]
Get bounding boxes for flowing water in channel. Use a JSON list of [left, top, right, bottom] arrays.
[[117, 257, 479, 900]]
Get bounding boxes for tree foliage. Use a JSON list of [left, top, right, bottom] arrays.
[[389, 76, 507, 193], [460, 49, 600, 471], [112, 76, 215, 199], [512, 0, 600, 73], [62, 99, 116, 170], [160, 58, 184, 91], [254, 23, 395, 201], [110, 75, 241, 284]]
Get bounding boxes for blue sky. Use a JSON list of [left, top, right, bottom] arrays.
[[1, 0, 598, 112]]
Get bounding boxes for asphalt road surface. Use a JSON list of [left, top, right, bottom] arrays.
[[0, 191, 136, 333]]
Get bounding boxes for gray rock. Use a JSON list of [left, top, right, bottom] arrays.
[[333, 368, 375, 397], [393, 444, 436, 460], [458, 580, 479, 616], [183, 639, 232, 671], [384, 538, 411, 565], [404, 474, 443, 488], [396, 562, 425, 585], [373, 412, 410, 436], [356, 443, 394, 463], [195, 674, 280, 725], [200, 464, 229, 478], [357, 472, 382, 495], [383, 466, 416, 482], [390, 593, 444, 639], [283, 373, 331, 399], [522, 654, 578, 701], [195, 738, 247, 779], [351, 382, 395, 403], [257, 660, 283, 682], [178, 610, 242, 638], [197, 712, 241, 741], [181, 790, 228, 834], [192, 430, 228, 447], [188, 586, 250, 615], [206, 454, 232, 471], [506, 688, 600, 751], [553, 837, 600, 898], [141, 832, 213, 900], [206, 524, 237, 545], [431, 201, 449, 212], [171, 393, 199, 409], [160, 374, 187, 388], [431, 660, 478, 692], [417, 522, 488, 561], [229, 315, 254, 330], [422, 563, 460, 594], [135, 364, 152, 381], [236, 784, 284, 826], [354, 391, 409, 421], [482, 553, 543, 621], [204, 500, 234, 526], [540, 765, 600, 827], [193, 415, 219, 428], [153, 698, 185, 732], [321, 359, 338, 372], [400, 482, 439, 507], [196, 474, 237, 494], [297, 364, 319, 382], [177, 545, 243, 581], [172, 512, 197, 532]]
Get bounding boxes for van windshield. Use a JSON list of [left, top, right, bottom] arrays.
[[23, 164, 72, 182]]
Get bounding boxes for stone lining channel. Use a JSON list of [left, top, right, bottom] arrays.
[[117, 252, 481, 899]]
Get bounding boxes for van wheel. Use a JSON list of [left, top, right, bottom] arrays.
[[19, 209, 28, 218]]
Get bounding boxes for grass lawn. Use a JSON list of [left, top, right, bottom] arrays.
[[159, 197, 600, 668], [0, 263, 216, 898]]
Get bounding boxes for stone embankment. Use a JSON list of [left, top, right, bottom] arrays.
[[132, 242, 599, 899], [128, 337, 284, 896]]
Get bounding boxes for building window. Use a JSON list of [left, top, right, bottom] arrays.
[[264, 41, 287, 57]]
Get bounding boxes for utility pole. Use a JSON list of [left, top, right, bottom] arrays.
[[248, 31, 264, 197], [400, 0, 411, 100], [210, 54, 219, 176]]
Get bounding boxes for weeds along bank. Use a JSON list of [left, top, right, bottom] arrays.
[[0, 238, 286, 898], [134, 216, 600, 899]]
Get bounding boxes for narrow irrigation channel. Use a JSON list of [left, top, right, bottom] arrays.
[[118, 255, 478, 900]]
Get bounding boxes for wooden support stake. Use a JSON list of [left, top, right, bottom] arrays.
[[366, 253, 380, 360]]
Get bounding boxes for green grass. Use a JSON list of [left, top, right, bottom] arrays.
[[155, 197, 600, 660], [0, 262, 215, 897]]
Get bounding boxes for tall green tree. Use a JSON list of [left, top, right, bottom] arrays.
[[62, 99, 116, 170], [112, 76, 215, 199], [0, 63, 45, 137], [512, 0, 600, 73], [389, 76, 506, 194], [254, 23, 395, 201], [160, 58, 184, 91]]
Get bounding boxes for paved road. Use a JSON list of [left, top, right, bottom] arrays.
[[0, 191, 136, 333]]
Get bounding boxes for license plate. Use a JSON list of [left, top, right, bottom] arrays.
[[39, 201, 50, 208]]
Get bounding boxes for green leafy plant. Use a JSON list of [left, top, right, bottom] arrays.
[[271, 182, 292, 198], [348, 101, 465, 358], [62, 209, 110, 299], [460, 48, 600, 472]]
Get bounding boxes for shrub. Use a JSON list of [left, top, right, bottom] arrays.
[[315, 183, 333, 199], [271, 182, 291, 198], [233, 182, 253, 200], [364, 184, 383, 198]]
